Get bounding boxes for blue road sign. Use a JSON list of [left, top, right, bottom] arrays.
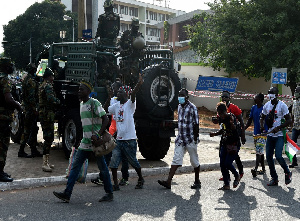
[[271, 68, 287, 84], [195, 76, 238, 93]]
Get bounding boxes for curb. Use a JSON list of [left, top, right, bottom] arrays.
[[0, 159, 257, 191]]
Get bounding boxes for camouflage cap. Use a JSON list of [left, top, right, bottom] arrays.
[[104, 0, 113, 8], [131, 18, 139, 27], [43, 67, 54, 78]]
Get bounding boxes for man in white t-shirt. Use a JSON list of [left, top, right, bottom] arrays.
[[260, 87, 292, 186], [108, 73, 144, 190]]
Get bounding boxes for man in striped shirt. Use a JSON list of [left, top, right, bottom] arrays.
[[53, 80, 113, 203], [158, 88, 201, 189]]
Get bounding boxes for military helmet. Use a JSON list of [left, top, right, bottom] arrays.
[[43, 67, 54, 78], [131, 18, 139, 27], [26, 63, 37, 73], [0, 57, 14, 74], [104, 0, 113, 8]]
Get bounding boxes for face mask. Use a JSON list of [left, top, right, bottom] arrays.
[[178, 97, 185, 104], [267, 94, 276, 101]]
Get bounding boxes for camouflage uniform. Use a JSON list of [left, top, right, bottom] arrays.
[[95, 0, 120, 47], [0, 73, 12, 166], [39, 78, 60, 155], [119, 18, 145, 85], [19, 67, 39, 155]]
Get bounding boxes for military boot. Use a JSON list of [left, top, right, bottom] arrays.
[[42, 155, 52, 172], [0, 162, 13, 182], [18, 144, 30, 158], [29, 146, 43, 158]]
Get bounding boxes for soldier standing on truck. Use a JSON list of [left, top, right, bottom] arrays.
[[0, 58, 22, 182], [39, 67, 60, 172], [119, 18, 145, 86], [18, 63, 42, 158], [95, 0, 120, 47]]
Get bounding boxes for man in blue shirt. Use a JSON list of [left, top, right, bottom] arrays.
[[245, 93, 267, 177]]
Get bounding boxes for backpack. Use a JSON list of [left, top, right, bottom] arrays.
[[265, 102, 277, 129]]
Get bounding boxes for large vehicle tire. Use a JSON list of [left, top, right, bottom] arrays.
[[137, 135, 170, 160], [62, 109, 82, 158], [10, 109, 24, 143], [136, 65, 181, 118]]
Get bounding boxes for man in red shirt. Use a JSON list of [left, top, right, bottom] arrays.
[[213, 91, 245, 179]]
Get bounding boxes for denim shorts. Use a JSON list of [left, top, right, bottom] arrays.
[[109, 139, 141, 169]]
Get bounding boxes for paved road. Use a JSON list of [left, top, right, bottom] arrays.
[[1, 166, 299, 221]]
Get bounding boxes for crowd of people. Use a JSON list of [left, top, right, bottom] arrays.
[[0, 57, 299, 203]]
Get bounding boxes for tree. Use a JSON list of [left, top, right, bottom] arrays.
[[3, 0, 77, 70], [186, 0, 300, 94]]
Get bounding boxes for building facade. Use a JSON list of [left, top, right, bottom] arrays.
[[60, 0, 185, 46]]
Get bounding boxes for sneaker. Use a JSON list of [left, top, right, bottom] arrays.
[[191, 182, 201, 189], [91, 177, 103, 186], [119, 178, 129, 186], [113, 184, 120, 191], [99, 193, 113, 202], [53, 191, 70, 203], [135, 179, 145, 189], [233, 175, 240, 188], [218, 185, 230, 190], [0, 172, 13, 182], [289, 163, 298, 168], [285, 172, 292, 185], [158, 180, 171, 189], [251, 168, 257, 178], [267, 179, 278, 186]]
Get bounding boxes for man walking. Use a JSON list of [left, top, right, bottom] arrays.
[[53, 80, 113, 203], [108, 74, 145, 190], [289, 85, 300, 168], [18, 63, 42, 158], [158, 88, 201, 189], [260, 87, 292, 186], [0, 58, 22, 182]]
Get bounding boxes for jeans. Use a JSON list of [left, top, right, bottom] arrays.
[[100, 152, 129, 180], [220, 145, 239, 186], [109, 140, 141, 169], [65, 149, 113, 197], [291, 128, 300, 164], [266, 136, 290, 180]]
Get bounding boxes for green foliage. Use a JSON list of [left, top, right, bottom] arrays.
[[3, 0, 77, 69], [186, 0, 300, 93]]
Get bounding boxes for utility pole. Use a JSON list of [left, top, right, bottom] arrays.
[[78, 0, 86, 41]]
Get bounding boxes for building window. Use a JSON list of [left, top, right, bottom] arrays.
[[121, 23, 129, 32], [113, 4, 118, 13], [129, 7, 138, 17], [120, 5, 124, 14], [153, 12, 157, 21], [134, 8, 138, 17], [124, 6, 128, 15], [146, 10, 148, 19]]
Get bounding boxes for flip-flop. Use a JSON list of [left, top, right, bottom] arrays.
[[158, 180, 171, 189]]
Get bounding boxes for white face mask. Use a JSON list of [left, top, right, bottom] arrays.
[[267, 94, 276, 101]]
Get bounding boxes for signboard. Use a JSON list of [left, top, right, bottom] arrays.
[[271, 68, 287, 84], [82, 29, 92, 40], [195, 76, 238, 93]]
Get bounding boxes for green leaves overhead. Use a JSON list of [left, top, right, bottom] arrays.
[[186, 0, 300, 93]]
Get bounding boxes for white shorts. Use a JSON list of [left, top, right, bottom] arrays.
[[172, 142, 200, 168]]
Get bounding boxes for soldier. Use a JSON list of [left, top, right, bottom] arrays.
[[0, 57, 22, 182], [39, 67, 60, 172], [119, 18, 145, 85], [95, 0, 120, 47], [18, 63, 42, 158]]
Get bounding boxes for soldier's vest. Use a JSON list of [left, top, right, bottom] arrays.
[[0, 74, 13, 121], [22, 74, 38, 109], [39, 82, 55, 111]]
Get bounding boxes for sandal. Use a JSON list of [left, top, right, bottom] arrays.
[[158, 180, 171, 189], [218, 185, 230, 190], [135, 179, 144, 189]]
